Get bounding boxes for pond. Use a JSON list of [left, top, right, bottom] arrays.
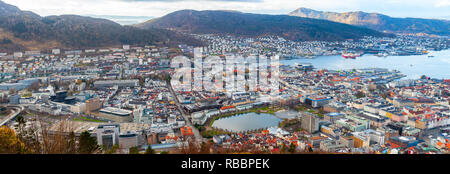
[[211, 112, 282, 133]]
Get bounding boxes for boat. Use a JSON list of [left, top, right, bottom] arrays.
[[341, 49, 360, 59], [428, 55, 435, 58], [376, 52, 388, 57], [342, 53, 357, 59]]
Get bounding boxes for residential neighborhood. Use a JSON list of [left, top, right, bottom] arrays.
[[0, 33, 449, 154]]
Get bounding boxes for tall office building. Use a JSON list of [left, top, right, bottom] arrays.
[[85, 98, 102, 114], [301, 113, 320, 133]]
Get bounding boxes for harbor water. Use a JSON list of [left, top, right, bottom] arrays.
[[280, 49, 450, 79]]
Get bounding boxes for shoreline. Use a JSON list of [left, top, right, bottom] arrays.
[[200, 106, 284, 135], [280, 48, 450, 60], [280, 49, 450, 80]]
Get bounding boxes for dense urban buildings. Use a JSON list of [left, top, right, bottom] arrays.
[[0, 32, 448, 155]]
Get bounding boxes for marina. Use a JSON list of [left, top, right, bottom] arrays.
[[281, 49, 450, 79]]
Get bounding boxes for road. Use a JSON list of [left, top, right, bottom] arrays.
[[279, 79, 307, 93], [167, 82, 203, 142], [0, 105, 24, 127]]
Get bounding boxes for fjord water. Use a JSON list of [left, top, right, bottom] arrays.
[[280, 49, 450, 79], [212, 113, 282, 132]]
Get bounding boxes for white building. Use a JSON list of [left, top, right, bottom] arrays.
[[52, 49, 61, 55], [96, 124, 120, 149]]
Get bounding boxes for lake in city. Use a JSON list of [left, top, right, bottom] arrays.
[[212, 112, 282, 132], [280, 49, 450, 79], [274, 110, 301, 119]]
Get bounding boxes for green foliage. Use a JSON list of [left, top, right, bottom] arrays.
[[15, 115, 25, 125], [317, 108, 325, 118], [73, 116, 105, 123], [22, 93, 32, 98], [279, 119, 301, 128], [317, 113, 324, 118], [141, 10, 390, 42], [194, 124, 205, 132], [0, 2, 204, 52], [296, 106, 307, 111], [78, 131, 99, 154], [288, 143, 297, 154], [144, 146, 155, 154], [104, 144, 119, 154], [201, 129, 229, 138], [0, 38, 12, 44], [356, 91, 366, 99], [129, 146, 140, 154], [166, 74, 172, 82], [280, 143, 287, 154]]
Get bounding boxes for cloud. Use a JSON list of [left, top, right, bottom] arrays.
[[2, 0, 449, 19], [435, 0, 450, 7], [123, 0, 263, 2]]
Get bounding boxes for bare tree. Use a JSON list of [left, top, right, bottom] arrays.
[[9, 88, 16, 95]]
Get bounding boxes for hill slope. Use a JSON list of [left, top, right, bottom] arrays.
[[0, 1, 202, 52], [136, 10, 391, 42], [289, 8, 450, 36]]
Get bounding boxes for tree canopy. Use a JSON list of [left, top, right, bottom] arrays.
[[78, 131, 99, 154]]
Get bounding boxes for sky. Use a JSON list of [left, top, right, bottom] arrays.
[[3, 0, 450, 24]]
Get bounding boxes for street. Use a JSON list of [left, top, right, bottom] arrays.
[[167, 82, 203, 142], [0, 105, 24, 127]]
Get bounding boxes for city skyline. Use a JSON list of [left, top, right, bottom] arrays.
[[0, 0, 449, 156]]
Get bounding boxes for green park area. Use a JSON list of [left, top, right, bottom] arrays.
[[0, 107, 10, 118], [73, 116, 106, 123]]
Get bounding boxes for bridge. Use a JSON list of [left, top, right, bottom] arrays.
[[0, 105, 24, 127]]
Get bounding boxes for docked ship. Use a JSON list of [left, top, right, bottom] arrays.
[[294, 63, 314, 71], [342, 53, 356, 59], [342, 52, 361, 59], [375, 52, 389, 57], [341, 49, 360, 59]]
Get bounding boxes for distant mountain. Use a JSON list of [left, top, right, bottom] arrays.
[[289, 8, 450, 36], [86, 15, 153, 25], [136, 10, 391, 42], [0, 1, 202, 52]]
